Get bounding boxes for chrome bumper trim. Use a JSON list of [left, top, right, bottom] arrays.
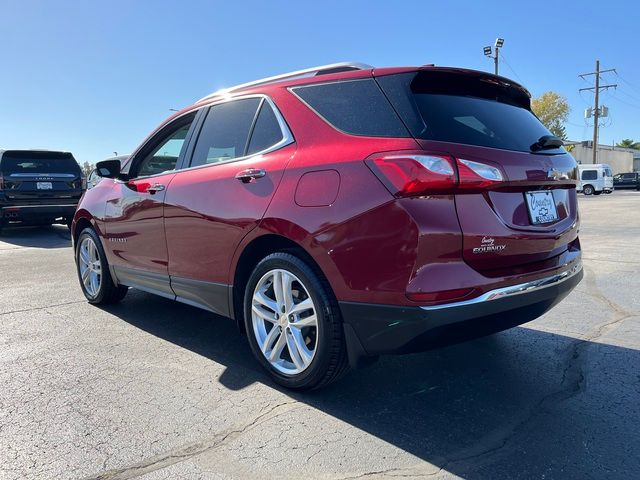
[[420, 261, 583, 311]]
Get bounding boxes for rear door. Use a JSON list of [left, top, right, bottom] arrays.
[[0, 151, 83, 204], [377, 69, 579, 273], [164, 96, 294, 315]]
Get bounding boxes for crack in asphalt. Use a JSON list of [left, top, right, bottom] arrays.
[[334, 265, 637, 480], [0, 300, 86, 317], [81, 401, 299, 480], [414, 264, 636, 474], [336, 465, 444, 479]]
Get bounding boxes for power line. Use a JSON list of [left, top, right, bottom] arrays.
[[615, 72, 640, 95], [498, 52, 524, 83], [609, 95, 640, 110], [614, 86, 640, 104]]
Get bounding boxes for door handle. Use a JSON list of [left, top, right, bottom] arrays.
[[147, 183, 166, 194], [235, 168, 266, 183]]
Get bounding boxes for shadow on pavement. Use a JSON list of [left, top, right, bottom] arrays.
[[102, 289, 640, 479], [0, 225, 71, 249]]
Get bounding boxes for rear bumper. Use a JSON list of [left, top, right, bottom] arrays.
[[340, 260, 583, 362], [1, 204, 78, 225]]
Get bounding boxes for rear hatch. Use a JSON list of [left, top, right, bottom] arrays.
[[0, 151, 84, 204], [376, 69, 579, 274]]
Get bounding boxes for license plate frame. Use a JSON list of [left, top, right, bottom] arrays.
[[525, 190, 559, 225], [36, 182, 53, 190]]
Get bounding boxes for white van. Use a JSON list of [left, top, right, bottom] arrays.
[[578, 164, 614, 195]]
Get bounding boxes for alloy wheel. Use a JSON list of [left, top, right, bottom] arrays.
[[78, 237, 102, 297], [251, 269, 318, 375]]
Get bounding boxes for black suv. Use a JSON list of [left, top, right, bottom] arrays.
[[0, 150, 85, 233], [613, 172, 640, 190]]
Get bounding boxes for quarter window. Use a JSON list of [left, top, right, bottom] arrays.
[[291, 79, 409, 137], [246, 101, 284, 155], [190, 98, 261, 167]]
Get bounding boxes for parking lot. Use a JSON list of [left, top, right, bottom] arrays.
[[0, 191, 638, 480]]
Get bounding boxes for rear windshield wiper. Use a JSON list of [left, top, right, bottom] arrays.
[[530, 135, 564, 152]]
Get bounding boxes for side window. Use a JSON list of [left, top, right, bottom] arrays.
[[624, 173, 635, 179], [291, 79, 409, 137], [246, 101, 284, 155], [581, 170, 597, 180], [134, 114, 196, 178], [190, 98, 261, 167]]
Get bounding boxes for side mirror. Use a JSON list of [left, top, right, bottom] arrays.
[[96, 159, 121, 179]]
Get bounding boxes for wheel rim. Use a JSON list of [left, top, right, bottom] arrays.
[[251, 269, 318, 375], [78, 237, 102, 297]]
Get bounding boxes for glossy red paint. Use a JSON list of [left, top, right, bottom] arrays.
[[294, 170, 340, 207], [103, 173, 177, 272], [163, 144, 295, 283], [73, 64, 581, 319]]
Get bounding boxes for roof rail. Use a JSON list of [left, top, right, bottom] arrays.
[[197, 62, 373, 102]]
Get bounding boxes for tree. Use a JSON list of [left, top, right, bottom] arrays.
[[81, 161, 94, 176], [531, 91, 571, 140], [616, 139, 640, 150]]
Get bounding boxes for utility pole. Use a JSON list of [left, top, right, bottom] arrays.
[[579, 60, 616, 164]]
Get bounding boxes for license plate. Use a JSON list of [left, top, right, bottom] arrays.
[[525, 191, 559, 225], [36, 182, 53, 190]]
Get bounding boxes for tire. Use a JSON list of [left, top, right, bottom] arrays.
[[583, 185, 594, 195], [243, 252, 349, 390], [76, 227, 128, 304]]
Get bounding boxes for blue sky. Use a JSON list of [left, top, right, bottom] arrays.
[[1, 0, 639, 164]]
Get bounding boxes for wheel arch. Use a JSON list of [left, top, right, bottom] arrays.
[[72, 211, 99, 248], [230, 232, 331, 332]]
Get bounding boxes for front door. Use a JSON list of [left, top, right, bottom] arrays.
[[163, 97, 295, 315], [104, 112, 198, 297]]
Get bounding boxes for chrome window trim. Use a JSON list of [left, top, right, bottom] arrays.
[[420, 261, 583, 311], [184, 94, 294, 172], [121, 94, 294, 182]]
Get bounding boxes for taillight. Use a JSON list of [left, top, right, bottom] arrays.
[[365, 151, 504, 197], [0, 174, 3, 190], [365, 153, 457, 196], [457, 158, 503, 189], [81, 176, 87, 190]]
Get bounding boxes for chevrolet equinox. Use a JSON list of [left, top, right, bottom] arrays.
[[72, 63, 583, 390]]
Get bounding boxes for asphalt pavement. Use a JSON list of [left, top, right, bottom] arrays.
[[1, 191, 638, 480]]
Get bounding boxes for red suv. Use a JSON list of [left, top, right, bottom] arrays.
[[72, 63, 582, 390]]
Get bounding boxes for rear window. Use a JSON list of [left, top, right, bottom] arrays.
[[377, 71, 561, 154], [291, 79, 409, 137], [0, 151, 80, 175]]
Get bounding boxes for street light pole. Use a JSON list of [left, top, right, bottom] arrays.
[[483, 38, 504, 76]]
